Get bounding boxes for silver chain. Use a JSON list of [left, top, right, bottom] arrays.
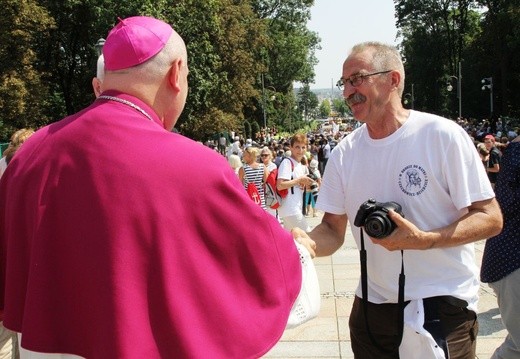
[[98, 95, 154, 122]]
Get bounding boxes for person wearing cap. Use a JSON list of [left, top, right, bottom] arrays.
[[484, 134, 501, 189], [0, 16, 316, 359]]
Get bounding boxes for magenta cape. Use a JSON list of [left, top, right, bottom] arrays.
[[0, 91, 302, 358]]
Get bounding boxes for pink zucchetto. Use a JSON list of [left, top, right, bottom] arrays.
[[103, 16, 173, 71]]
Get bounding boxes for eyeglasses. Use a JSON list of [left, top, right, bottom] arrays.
[[260, 154, 270, 157], [337, 70, 392, 90]]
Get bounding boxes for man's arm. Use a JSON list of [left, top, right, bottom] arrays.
[[308, 212, 348, 257], [276, 176, 312, 191], [487, 163, 500, 173], [487, 152, 500, 173], [377, 198, 503, 251], [238, 166, 245, 185]]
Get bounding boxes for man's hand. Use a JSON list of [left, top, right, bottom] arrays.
[[297, 176, 314, 190], [368, 210, 431, 251], [291, 227, 317, 257], [371, 198, 502, 250]]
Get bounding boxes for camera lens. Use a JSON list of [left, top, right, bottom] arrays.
[[364, 211, 395, 239]]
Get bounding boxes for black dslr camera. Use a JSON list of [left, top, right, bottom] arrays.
[[354, 199, 404, 239]]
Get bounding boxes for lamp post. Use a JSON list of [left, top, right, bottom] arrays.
[[446, 62, 462, 119], [403, 83, 415, 109], [95, 38, 105, 56], [481, 77, 493, 116]]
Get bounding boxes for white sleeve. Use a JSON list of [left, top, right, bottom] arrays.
[[277, 159, 292, 180], [443, 127, 495, 210]]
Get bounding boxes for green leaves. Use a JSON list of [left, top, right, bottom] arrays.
[[0, 0, 319, 141], [395, 0, 520, 119]]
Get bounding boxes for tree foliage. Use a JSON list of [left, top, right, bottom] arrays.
[[332, 98, 350, 117], [0, 0, 319, 142], [395, 0, 520, 120], [319, 99, 331, 119], [297, 84, 319, 121], [0, 0, 55, 139]]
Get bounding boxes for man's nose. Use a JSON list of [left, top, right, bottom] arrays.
[[343, 83, 355, 99]]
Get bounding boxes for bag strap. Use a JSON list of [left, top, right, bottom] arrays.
[[360, 228, 406, 354], [280, 157, 295, 194]]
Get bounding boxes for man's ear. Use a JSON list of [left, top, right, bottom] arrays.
[[168, 59, 183, 92], [92, 78, 102, 97], [390, 71, 401, 92]]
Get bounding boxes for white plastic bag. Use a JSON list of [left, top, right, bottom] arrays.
[[286, 241, 321, 329]]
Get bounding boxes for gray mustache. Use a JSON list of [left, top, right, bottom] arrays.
[[347, 93, 366, 106]]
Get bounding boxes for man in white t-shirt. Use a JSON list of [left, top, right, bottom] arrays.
[[277, 133, 314, 232], [230, 136, 242, 158], [310, 42, 503, 359]]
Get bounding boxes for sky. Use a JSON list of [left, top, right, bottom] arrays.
[[306, 0, 399, 89]]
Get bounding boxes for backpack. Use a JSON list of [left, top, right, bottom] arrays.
[[264, 158, 294, 210], [246, 182, 262, 206]]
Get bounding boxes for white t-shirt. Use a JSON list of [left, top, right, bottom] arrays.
[[277, 157, 307, 218], [316, 110, 494, 309]]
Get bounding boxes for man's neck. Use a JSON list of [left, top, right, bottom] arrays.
[[366, 107, 411, 139]]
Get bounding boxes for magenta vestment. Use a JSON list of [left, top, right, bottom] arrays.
[[0, 91, 302, 358]]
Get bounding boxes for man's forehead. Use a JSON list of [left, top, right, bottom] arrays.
[[343, 55, 373, 76]]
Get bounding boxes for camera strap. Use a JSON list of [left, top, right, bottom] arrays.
[[359, 228, 406, 354]]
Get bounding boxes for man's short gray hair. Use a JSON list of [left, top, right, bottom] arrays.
[[350, 42, 405, 96]]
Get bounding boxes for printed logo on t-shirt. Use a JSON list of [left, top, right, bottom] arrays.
[[398, 164, 428, 197]]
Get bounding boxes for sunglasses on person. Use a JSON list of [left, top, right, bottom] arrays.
[[260, 154, 270, 157]]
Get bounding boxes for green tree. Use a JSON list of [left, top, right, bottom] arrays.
[[332, 98, 349, 117], [473, 0, 520, 118], [250, 120, 261, 140], [0, 0, 322, 141], [167, 0, 268, 139], [253, 0, 320, 132], [319, 99, 331, 119], [396, 0, 520, 120], [395, 0, 481, 118], [0, 0, 55, 139], [296, 84, 319, 122], [243, 120, 252, 139]]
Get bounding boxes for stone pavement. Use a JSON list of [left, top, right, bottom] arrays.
[[264, 212, 507, 359]]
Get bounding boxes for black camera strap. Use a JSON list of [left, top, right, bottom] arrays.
[[359, 228, 406, 354]]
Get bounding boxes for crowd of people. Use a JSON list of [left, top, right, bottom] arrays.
[[0, 15, 518, 359], [222, 130, 335, 233]]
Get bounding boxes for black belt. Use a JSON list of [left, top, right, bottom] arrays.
[[425, 295, 468, 308]]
